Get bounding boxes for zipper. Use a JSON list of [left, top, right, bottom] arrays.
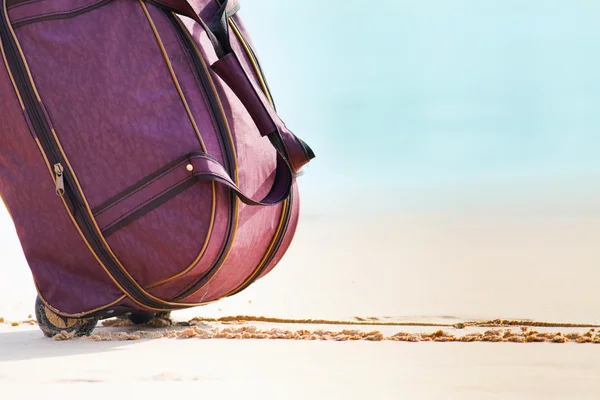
[[165, 12, 239, 301], [54, 163, 64, 196], [0, 4, 184, 311]]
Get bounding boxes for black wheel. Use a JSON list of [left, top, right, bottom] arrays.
[[35, 297, 99, 338], [127, 311, 172, 325]]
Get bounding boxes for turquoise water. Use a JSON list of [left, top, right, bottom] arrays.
[[240, 1, 600, 216]]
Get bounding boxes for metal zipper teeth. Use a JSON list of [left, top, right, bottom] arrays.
[[0, 8, 182, 311], [166, 13, 238, 301]]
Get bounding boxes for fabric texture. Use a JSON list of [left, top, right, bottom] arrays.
[[0, 0, 313, 316]]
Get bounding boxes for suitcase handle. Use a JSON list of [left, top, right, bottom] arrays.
[[151, 0, 315, 176], [151, 0, 231, 57], [189, 152, 292, 206], [211, 52, 315, 174]]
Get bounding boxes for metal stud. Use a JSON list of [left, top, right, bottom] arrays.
[[186, 164, 194, 172]]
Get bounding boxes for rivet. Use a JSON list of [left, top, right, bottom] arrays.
[[186, 164, 194, 172]]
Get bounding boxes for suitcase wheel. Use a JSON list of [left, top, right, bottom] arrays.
[[35, 296, 99, 338], [127, 311, 172, 325]]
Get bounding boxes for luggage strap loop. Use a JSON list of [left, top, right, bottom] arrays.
[[189, 152, 291, 206]]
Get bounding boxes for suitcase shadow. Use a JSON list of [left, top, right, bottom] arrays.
[[0, 328, 141, 362], [0, 318, 214, 362]]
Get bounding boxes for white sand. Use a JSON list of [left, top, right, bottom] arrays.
[[2, 204, 600, 398], [3, 323, 600, 400]]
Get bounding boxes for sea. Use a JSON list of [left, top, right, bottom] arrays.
[[240, 0, 600, 217]]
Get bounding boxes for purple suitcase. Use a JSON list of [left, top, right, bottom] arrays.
[[0, 0, 314, 336]]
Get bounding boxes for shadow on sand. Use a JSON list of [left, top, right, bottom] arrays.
[[0, 327, 158, 362]]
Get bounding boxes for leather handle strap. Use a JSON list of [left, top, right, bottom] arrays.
[[211, 52, 315, 174], [191, 153, 291, 206]]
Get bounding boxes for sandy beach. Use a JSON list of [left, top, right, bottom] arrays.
[[1, 0, 599, 397], [4, 325, 600, 400], [2, 202, 600, 399]]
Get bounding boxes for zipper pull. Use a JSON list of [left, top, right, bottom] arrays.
[[54, 163, 64, 196]]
